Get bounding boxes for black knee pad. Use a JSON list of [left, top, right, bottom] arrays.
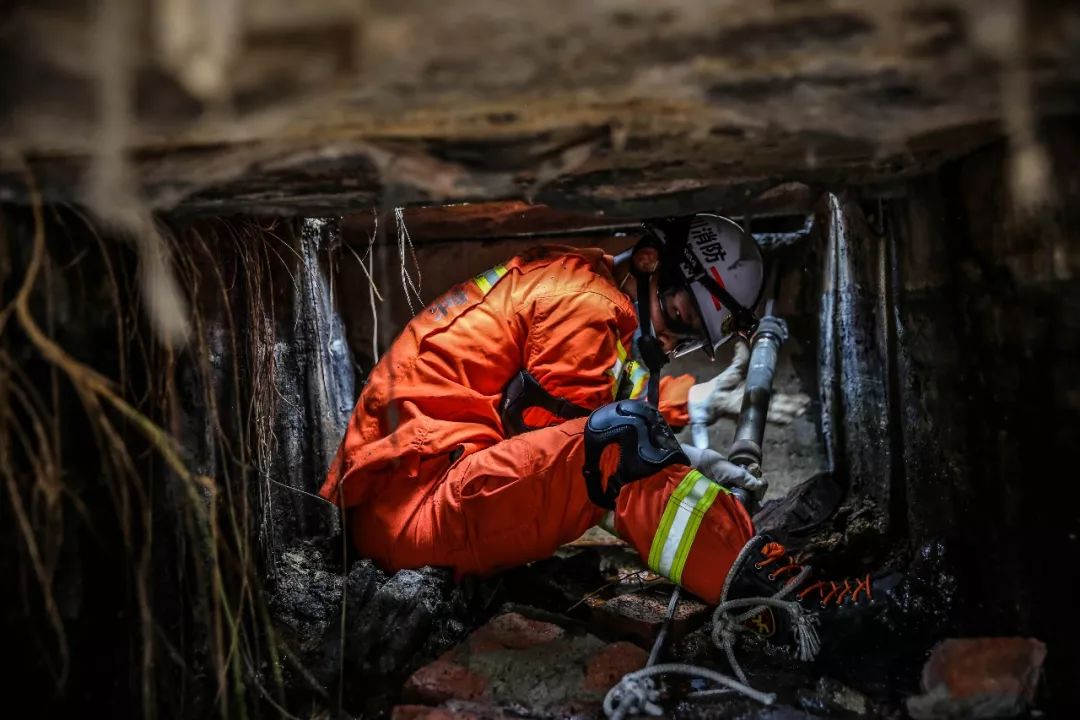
[[583, 400, 689, 509]]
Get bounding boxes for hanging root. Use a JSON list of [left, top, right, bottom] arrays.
[[2, 175, 213, 714], [85, 0, 191, 347], [1, 179, 291, 717], [12, 182, 196, 481], [395, 207, 424, 314]]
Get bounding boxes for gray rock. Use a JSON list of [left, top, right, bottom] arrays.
[[267, 541, 495, 714]]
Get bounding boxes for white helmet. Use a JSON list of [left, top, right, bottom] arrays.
[[641, 213, 765, 358]]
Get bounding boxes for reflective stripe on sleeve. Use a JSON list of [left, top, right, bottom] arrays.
[[626, 361, 649, 400], [472, 264, 508, 294], [608, 339, 630, 398]]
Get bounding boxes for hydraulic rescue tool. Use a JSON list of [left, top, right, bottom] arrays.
[[726, 301, 788, 511]]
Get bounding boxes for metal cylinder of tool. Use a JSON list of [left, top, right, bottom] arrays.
[[728, 312, 788, 474]]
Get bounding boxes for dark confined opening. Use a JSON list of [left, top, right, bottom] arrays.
[[2, 3, 1079, 716]]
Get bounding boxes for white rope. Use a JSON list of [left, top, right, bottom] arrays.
[[712, 536, 821, 680], [646, 586, 681, 667], [710, 593, 820, 687], [602, 535, 822, 718], [604, 664, 775, 720]]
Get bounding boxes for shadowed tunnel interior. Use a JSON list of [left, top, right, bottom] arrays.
[[2, 2, 1079, 718]]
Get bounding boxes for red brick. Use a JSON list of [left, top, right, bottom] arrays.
[[403, 658, 488, 704], [466, 611, 565, 653], [401, 612, 646, 716], [589, 590, 710, 646], [922, 637, 1046, 700], [393, 705, 450, 720], [907, 637, 1047, 719], [582, 641, 648, 694]]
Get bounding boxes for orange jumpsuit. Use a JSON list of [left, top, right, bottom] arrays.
[[319, 246, 753, 603]]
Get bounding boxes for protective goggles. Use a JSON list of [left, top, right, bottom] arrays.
[[656, 286, 711, 357], [656, 287, 703, 340]]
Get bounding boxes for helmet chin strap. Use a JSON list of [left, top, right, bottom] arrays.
[[631, 264, 669, 408]]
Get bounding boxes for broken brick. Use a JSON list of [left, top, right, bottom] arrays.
[[401, 611, 647, 716], [589, 590, 711, 646], [907, 637, 1047, 719], [564, 526, 628, 548], [466, 610, 565, 653]]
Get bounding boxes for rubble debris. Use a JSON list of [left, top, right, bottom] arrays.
[[268, 544, 498, 713], [906, 638, 1047, 719], [797, 676, 872, 717], [267, 540, 351, 683], [563, 526, 628, 548], [671, 624, 717, 666], [501, 547, 653, 618], [753, 471, 844, 542], [339, 565, 478, 679], [674, 702, 823, 720], [401, 612, 646, 717]]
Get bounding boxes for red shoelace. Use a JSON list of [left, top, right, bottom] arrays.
[[755, 542, 873, 607]]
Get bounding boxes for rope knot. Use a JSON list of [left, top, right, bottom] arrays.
[[604, 676, 663, 720], [710, 611, 740, 649]]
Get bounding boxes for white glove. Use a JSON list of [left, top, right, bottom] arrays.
[[687, 340, 811, 426], [680, 443, 768, 504]]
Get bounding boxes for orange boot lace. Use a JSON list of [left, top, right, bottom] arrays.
[[755, 542, 873, 608]]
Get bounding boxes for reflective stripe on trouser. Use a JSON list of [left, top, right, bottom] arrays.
[[349, 417, 752, 604], [613, 463, 753, 604], [646, 469, 729, 584]]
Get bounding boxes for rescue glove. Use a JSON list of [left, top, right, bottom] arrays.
[[680, 443, 767, 506], [687, 339, 812, 426]]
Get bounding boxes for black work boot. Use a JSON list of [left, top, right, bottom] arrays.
[[722, 534, 906, 655]]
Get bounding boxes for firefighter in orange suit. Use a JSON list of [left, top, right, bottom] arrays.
[[320, 214, 774, 604]]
